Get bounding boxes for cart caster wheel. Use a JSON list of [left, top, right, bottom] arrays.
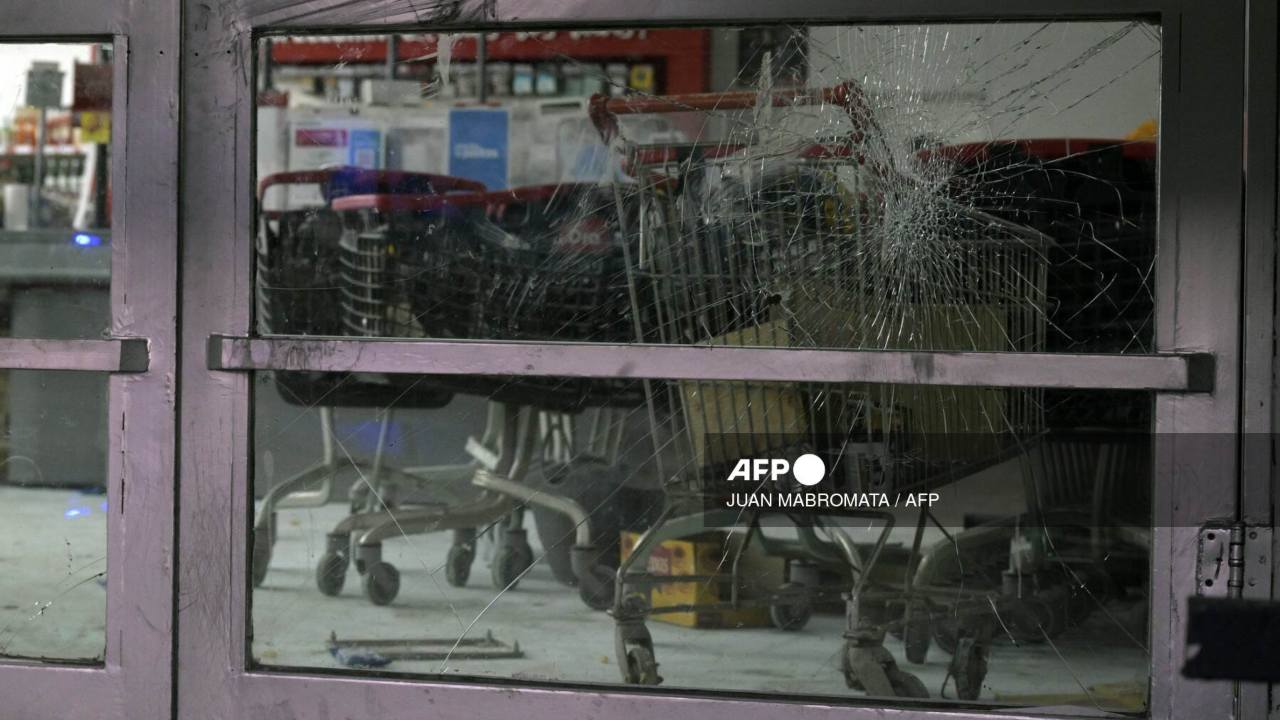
[[1042, 594, 1069, 638], [886, 600, 906, 640], [620, 592, 650, 616], [841, 643, 888, 691], [1006, 599, 1050, 644], [1064, 565, 1114, 623], [578, 565, 615, 611], [933, 617, 959, 655], [949, 636, 989, 701], [251, 525, 272, 587], [624, 646, 662, 685], [1073, 564, 1117, 598], [349, 486, 367, 514], [842, 643, 908, 696], [445, 543, 474, 588], [841, 644, 857, 689], [580, 583, 613, 611], [903, 602, 932, 664], [363, 561, 400, 606], [888, 668, 929, 698], [768, 583, 812, 631], [491, 543, 534, 590], [316, 551, 348, 597]]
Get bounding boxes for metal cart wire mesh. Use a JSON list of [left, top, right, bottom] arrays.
[[312, 182, 648, 607], [258, 166, 484, 337], [251, 168, 476, 587], [591, 84, 1054, 697], [332, 184, 645, 410], [629, 144, 1051, 491], [897, 140, 1157, 698]]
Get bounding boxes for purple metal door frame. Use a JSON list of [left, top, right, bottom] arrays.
[[178, 2, 1253, 720], [0, 2, 179, 719]]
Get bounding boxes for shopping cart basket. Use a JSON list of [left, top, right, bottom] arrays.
[[251, 167, 483, 587], [894, 139, 1157, 698], [311, 182, 648, 607], [592, 84, 1055, 698]]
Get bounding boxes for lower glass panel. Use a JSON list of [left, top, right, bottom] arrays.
[[251, 370, 1152, 710], [0, 370, 107, 661]]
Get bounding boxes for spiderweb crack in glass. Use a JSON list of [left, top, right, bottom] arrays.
[[251, 22, 1158, 709]]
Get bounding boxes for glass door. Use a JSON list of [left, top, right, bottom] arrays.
[[180, 1, 1254, 719], [0, 1, 177, 719]]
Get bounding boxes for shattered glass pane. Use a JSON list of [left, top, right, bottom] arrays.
[[0, 41, 113, 663], [255, 23, 1158, 353], [251, 371, 1153, 709], [250, 22, 1160, 709]]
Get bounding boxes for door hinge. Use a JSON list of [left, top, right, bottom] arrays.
[[1196, 522, 1272, 599]]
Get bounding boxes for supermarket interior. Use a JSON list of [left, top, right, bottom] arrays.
[[0, 9, 1274, 720]]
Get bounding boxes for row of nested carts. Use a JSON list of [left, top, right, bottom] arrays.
[[251, 83, 1156, 699]]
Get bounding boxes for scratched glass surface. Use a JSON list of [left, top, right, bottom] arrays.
[[0, 370, 108, 662], [0, 42, 113, 662], [251, 366, 1154, 709], [0, 43, 113, 340], [249, 23, 1160, 708], [254, 24, 1159, 355]]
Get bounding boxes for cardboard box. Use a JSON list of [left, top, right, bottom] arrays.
[[680, 319, 808, 467], [620, 530, 782, 629]]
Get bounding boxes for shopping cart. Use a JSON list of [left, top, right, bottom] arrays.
[[312, 182, 648, 607], [252, 167, 483, 587], [895, 139, 1158, 698], [591, 84, 1056, 698]]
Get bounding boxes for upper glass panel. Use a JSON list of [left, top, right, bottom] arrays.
[[253, 23, 1160, 353], [1, 43, 112, 339]]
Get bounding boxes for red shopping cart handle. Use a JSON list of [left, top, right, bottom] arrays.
[[330, 184, 597, 214], [330, 191, 489, 213], [257, 169, 338, 198], [257, 167, 486, 202], [588, 82, 874, 142]]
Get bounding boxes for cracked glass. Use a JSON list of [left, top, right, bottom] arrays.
[[250, 22, 1160, 709], [0, 42, 112, 662]]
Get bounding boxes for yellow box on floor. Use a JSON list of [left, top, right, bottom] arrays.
[[619, 530, 777, 629]]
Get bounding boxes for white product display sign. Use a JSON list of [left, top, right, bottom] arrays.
[[285, 120, 383, 207]]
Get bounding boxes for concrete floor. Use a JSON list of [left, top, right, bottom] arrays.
[[0, 486, 106, 661], [252, 500, 1150, 711], [0, 485, 1150, 711]]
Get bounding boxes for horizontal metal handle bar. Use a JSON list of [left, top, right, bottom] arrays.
[[209, 335, 1212, 393], [0, 338, 148, 372]]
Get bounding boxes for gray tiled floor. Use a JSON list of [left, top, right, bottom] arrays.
[[0, 485, 1149, 710], [251, 500, 1150, 710]]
